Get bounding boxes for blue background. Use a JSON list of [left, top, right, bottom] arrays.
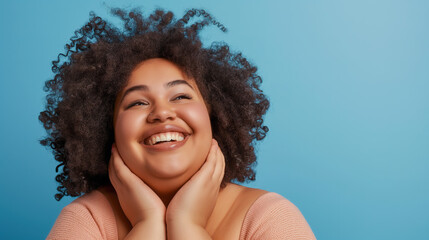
[[1, 0, 428, 239]]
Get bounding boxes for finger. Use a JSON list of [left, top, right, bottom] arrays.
[[110, 145, 155, 194], [111, 144, 135, 180], [109, 144, 122, 180], [108, 144, 116, 179], [108, 145, 122, 187], [197, 139, 218, 176], [218, 142, 226, 179], [213, 139, 225, 179], [206, 140, 219, 176], [110, 144, 140, 187], [212, 144, 225, 183], [219, 151, 225, 182]]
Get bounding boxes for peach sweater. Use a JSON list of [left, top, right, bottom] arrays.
[[47, 191, 316, 239]]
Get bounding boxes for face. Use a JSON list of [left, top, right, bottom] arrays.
[[113, 58, 212, 193]]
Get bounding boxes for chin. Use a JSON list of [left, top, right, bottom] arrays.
[[147, 162, 191, 179], [142, 169, 194, 196], [138, 155, 204, 193]]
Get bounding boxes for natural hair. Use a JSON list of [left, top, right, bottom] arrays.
[[39, 8, 269, 201]]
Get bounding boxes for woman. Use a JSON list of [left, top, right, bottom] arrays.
[[40, 8, 316, 239]]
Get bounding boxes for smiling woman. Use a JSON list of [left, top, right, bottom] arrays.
[[39, 7, 316, 240], [113, 59, 213, 205]]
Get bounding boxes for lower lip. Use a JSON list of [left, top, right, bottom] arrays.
[[142, 135, 189, 152]]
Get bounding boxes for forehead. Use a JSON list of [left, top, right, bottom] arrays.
[[127, 58, 193, 88]]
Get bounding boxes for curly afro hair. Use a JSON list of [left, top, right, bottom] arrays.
[[39, 8, 269, 201]]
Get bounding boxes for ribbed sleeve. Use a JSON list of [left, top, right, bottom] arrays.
[[239, 193, 316, 240], [46, 190, 117, 240]]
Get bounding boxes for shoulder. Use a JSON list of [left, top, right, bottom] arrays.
[[47, 189, 117, 240], [239, 192, 316, 240]]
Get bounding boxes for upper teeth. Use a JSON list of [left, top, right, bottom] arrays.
[[147, 132, 185, 145]]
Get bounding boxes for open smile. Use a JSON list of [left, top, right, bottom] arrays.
[[140, 124, 191, 151], [145, 131, 185, 145], [142, 134, 189, 151]]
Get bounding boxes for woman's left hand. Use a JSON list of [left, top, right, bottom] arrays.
[[166, 139, 225, 239]]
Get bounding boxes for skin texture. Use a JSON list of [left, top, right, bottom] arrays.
[[109, 58, 227, 239]]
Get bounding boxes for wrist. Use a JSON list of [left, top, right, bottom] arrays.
[[134, 214, 165, 227], [167, 222, 210, 240], [125, 219, 166, 240], [131, 209, 166, 227]]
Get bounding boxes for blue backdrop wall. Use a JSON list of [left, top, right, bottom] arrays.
[[1, 0, 428, 239]]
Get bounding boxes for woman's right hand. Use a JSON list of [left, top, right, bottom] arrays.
[[108, 143, 166, 229]]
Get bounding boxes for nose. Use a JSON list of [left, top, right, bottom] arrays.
[[147, 102, 176, 123]]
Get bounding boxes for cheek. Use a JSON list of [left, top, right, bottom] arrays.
[[115, 111, 146, 145], [180, 102, 212, 136], [178, 102, 213, 161]]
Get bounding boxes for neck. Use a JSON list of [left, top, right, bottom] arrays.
[[157, 191, 177, 207], [148, 177, 188, 207]]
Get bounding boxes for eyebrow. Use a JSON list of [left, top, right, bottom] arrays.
[[166, 79, 194, 89], [120, 79, 194, 103]]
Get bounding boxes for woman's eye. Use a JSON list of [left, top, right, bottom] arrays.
[[126, 101, 148, 109], [172, 94, 192, 101]]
